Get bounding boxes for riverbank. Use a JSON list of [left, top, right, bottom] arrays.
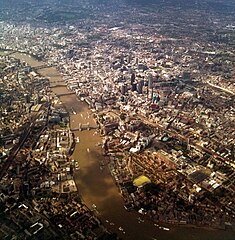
[[9, 52, 235, 240]]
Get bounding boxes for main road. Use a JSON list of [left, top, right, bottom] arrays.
[[0, 112, 41, 181], [10, 52, 235, 240]]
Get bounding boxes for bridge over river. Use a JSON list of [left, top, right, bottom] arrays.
[[71, 122, 99, 131], [10, 51, 235, 240]]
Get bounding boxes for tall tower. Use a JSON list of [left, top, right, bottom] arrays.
[[137, 79, 144, 94], [148, 73, 153, 89], [148, 73, 153, 100], [131, 73, 135, 86]]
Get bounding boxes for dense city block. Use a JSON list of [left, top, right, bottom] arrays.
[[0, 0, 235, 239]]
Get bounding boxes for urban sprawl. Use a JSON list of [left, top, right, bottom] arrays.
[[0, 0, 235, 239]]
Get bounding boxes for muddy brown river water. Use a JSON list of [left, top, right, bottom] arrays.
[[10, 52, 235, 240]]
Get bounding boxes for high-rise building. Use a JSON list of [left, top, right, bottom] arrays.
[[147, 74, 154, 99], [148, 73, 153, 89], [135, 57, 139, 65], [137, 79, 144, 94], [121, 84, 127, 95], [120, 54, 124, 65], [131, 73, 135, 85], [131, 82, 137, 92]]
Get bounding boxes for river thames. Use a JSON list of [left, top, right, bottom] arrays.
[[9, 52, 235, 240]]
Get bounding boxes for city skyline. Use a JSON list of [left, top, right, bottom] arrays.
[[0, 0, 234, 239]]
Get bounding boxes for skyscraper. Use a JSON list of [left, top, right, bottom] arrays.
[[137, 79, 144, 94], [131, 73, 135, 85]]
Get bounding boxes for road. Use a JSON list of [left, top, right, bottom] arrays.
[[0, 112, 41, 181]]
